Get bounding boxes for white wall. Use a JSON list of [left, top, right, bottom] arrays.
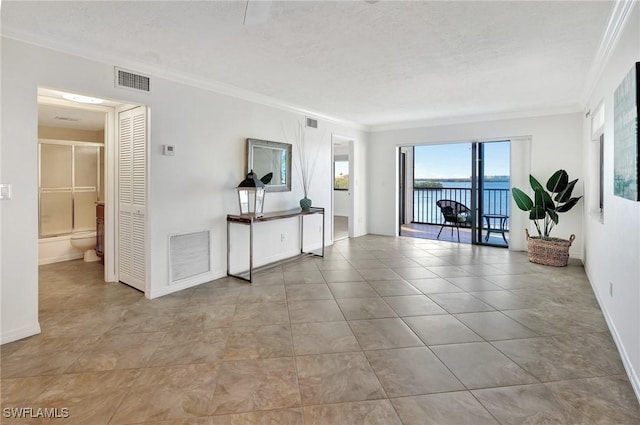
[[0, 38, 365, 342], [351, 137, 368, 237], [367, 114, 583, 255], [1, 38, 41, 343], [39, 126, 103, 143], [582, 3, 640, 397]]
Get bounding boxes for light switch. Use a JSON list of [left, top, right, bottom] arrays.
[[0, 183, 11, 200]]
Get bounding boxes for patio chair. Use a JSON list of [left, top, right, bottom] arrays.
[[436, 200, 472, 242]]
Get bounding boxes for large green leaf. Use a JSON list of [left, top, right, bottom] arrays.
[[534, 188, 555, 211], [546, 169, 568, 193], [534, 188, 543, 208], [260, 172, 273, 185], [548, 209, 559, 224], [512, 188, 533, 211], [529, 205, 546, 220], [529, 175, 544, 192], [557, 196, 583, 212], [555, 179, 577, 202]]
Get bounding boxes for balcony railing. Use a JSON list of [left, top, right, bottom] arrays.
[[413, 187, 510, 229]]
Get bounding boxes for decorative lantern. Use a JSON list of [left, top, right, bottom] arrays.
[[236, 170, 265, 218]]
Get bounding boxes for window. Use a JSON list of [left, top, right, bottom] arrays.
[[334, 161, 349, 190]]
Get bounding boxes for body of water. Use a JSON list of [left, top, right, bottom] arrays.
[[433, 181, 509, 190]]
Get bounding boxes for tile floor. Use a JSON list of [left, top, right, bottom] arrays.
[[1, 235, 639, 424], [333, 215, 348, 241]]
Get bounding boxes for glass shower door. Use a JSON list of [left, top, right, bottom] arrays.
[[39, 142, 100, 237], [74, 145, 99, 232], [39, 144, 73, 237]]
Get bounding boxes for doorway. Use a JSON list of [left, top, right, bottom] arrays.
[[399, 141, 511, 247], [37, 88, 148, 293], [37, 94, 109, 269], [332, 135, 353, 241]]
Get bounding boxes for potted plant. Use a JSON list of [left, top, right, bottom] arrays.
[[511, 169, 582, 266]]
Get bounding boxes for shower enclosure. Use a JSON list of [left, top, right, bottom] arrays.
[[39, 140, 103, 237]]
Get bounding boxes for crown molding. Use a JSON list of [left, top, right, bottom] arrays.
[[3, 12, 615, 136], [1, 32, 367, 131], [367, 104, 582, 133], [580, 0, 637, 106]]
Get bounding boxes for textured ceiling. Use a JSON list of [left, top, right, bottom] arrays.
[[2, 1, 613, 128]]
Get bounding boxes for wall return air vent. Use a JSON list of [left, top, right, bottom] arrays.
[[305, 117, 318, 129], [169, 230, 211, 284], [115, 67, 151, 93]]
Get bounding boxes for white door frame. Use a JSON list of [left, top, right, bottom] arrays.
[[331, 134, 355, 241], [396, 137, 526, 249], [36, 93, 148, 289], [37, 95, 117, 281]]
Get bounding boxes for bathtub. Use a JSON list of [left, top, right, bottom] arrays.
[[38, 231, 96, 265]]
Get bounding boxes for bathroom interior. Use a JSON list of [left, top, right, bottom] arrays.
[[38, 100, 106, 267]]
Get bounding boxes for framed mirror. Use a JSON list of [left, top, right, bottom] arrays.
[[247, 138, 292, 192]]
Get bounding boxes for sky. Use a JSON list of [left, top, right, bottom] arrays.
[[334, 160, 349, 177], [414, 142, 510, 179]]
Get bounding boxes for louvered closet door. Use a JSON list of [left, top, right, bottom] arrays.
[[118, 106, 146, 291]]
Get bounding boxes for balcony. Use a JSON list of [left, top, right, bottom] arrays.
[[404, 187, 510, 245]]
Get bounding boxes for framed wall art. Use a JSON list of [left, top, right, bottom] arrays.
[[613, 62, 640, 201]]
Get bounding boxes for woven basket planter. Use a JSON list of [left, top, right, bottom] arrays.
[[525, 229, 575, 267]]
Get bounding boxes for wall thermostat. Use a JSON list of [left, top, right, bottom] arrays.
[[163, 145, 175, 156]]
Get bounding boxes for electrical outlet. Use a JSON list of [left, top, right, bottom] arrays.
[[609, 282, 613, 297], [281, 233, 286, 242]]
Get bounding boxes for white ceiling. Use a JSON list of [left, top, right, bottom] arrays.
[[38, 103, 106, 132], [2, 1, 614, 129]]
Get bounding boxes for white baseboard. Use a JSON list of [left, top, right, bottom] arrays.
[[1, 323, 41, 345], [229, 248, 302, 273], [147, 270, 225, 299], [584, 263, 640, 402]]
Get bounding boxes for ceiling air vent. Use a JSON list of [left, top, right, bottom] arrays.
[[115, 67, 151, 93], [54, 116, 80, 122], [306, 117, 318, 129]]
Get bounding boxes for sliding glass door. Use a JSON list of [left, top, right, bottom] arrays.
[[476, 141, 510, 247], [400, 141, 510, 247]]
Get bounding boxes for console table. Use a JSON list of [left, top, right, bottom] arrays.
[[227, 207, 325, 282]]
